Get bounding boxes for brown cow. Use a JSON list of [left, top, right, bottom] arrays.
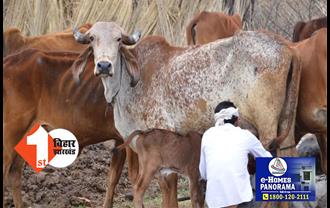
[[261, 28, 327, 174], [3, 49, 125, 208], [293, 28, 327, 174], [292, 16, 327, 42], [186, 11, 242, 45], [116, 129, 205, 208], [3, 23, 92, 57]]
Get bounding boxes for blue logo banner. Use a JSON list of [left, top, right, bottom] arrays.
[[256, 157, 316, 201]]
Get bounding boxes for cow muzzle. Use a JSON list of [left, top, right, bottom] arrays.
[[96, 61, 113, 76]]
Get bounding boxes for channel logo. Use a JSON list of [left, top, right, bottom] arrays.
[[15, 124, 79, 172], [268, 157, 287, 176]]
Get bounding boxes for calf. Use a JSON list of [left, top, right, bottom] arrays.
[[116, 129, 205, 208]]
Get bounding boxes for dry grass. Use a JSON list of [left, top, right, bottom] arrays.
[[4, 0, 327, 45]]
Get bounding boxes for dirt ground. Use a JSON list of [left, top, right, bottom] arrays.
[[3, 141, 191, 208], [3, 141, 327, 208]]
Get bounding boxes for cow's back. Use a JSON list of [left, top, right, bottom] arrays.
[[3, 24, 90, 57], [186, 11, 242, 45]]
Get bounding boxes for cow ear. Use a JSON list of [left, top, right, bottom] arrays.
[[292, 22, 305, 42], [72, 46, 93, 83], [233, 14, 243, 28], [120, 46, 140, 87]]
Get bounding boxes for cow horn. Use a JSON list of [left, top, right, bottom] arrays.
[[73, 26, 91, 44], [122, 31, 141, 45]]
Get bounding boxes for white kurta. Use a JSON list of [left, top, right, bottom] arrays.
[[199, 123, 272, 208]]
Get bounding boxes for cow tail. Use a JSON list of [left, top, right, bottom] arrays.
[[112, 130, 143, 153], [268, 49, 302, 151], [292, 21, 305, 42]]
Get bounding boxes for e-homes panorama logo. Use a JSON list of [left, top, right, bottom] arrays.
[[268, 157, 287, 176], [15, 124, 79, 172]]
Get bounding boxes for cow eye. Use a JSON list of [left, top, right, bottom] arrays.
[[90, 36, 94, 41], [117, 37, 122, 42]]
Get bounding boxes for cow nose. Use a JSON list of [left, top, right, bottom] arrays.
[[97, 61, 112, 75]]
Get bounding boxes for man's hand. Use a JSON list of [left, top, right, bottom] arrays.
[[247, 153, 256, 175], [199, 178, 207, 194]]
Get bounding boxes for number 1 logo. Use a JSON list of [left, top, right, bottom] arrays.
[[15, 124, 78, 172], [26, 125, 50, 168]]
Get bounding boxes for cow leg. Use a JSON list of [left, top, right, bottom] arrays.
[[125, 147, 139, 200], [3, 150, 24, 208], [294, 125, 307, 145], [188, 174, 204, 208], [158, 173, 178, 208], [126, 147, 139, 183], [3, 149, 11, 188], [158, 175, 171, 208], [103, 140, 126, 208], [8, 155, 25, 208], [276, 202, 289, 208], [262, 201, 289, 208], [3, 117, 36, 208], [316, 133, 327, 175], [258, 115, 297, 157], [261, 201, 274, 208], [133, 164, 158, 208], [280, 202, 289, 208], [166, 173, 178, 208], [258, 125, 277, 154], [277, 125, 298, 157]]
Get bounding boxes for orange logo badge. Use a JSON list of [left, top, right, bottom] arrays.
[[15, 123, 79, 172], [15, 124, 59, 172]]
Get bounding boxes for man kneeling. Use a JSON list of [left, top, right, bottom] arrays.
[[199, 101, 272, 208]]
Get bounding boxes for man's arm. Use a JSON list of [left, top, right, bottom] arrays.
[[247, 132, 272, 158], [199, 143, 207, 180]]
